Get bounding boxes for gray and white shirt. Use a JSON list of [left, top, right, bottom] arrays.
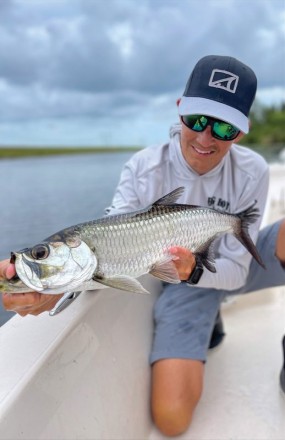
[[106, 123, 269, 291]]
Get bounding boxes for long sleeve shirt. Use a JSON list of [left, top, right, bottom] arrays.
[[106, 123, 269, 291]]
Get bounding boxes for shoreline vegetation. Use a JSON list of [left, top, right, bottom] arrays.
[[0, 144, 284, 161], [0, 105, 284, 160], [0, 146, 142, 159]]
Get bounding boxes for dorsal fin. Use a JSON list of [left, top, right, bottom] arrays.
[[154, 187, 185, 206]]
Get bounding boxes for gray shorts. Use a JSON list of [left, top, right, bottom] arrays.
[[150, 220, 285, 364]]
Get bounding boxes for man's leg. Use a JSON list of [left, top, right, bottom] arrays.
[[211, 219, 285, 352], [229, 219, 285, 395], [276, 220, 285, 394], [235, 219, 285, 294], [276, 219, 285, 266], [150, 283, 225, 436], [151, 359, 204, 437], [280, 335, 285, 394], [209, 310, 225, 349]]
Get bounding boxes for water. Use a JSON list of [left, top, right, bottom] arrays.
[[0, 152, 134, 325]]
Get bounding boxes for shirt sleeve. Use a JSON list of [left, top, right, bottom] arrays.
[[197, 166, 269, 291], [104, 161, 141, 215]]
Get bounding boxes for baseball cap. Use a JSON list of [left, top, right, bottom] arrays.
[[178, 55, 257, 133]]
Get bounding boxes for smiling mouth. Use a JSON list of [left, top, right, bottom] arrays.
[[192, 145, 214, 155]]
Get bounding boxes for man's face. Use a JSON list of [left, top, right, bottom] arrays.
[[180, 118, 244, 175]]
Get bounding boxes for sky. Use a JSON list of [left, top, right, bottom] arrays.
[[0, 0, 284, 147]]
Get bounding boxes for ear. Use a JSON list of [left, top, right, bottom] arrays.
[[236, 131, 245, 142], [237, 119, 251, 142]]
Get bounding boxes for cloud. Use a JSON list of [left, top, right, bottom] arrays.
[[0, 0, 284, 146]]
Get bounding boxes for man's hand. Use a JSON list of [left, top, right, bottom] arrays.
[[0, 259, 16, 280], [2, 292, 64, 317], [0, 259, 63, 316], [168, 246, 196, 281]]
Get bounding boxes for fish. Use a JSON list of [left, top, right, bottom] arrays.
[[0, 187, 265, 300]]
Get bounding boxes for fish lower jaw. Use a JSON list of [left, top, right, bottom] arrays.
[[40, 278, 91, 294]]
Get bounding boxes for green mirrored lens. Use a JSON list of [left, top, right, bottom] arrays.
[[213, 121, 239, 140], [183, 115, 207, 131], [182, 114, 239, 141], [194, 116, 208, 131]]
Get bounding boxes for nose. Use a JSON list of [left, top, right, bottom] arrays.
[[196, 126, 215, 147]]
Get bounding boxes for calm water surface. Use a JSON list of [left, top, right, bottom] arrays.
[[0, 152, 134, 325]]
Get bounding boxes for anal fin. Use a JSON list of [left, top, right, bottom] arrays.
[[93, 275, 150, 295], [195, 239, 217, 273]]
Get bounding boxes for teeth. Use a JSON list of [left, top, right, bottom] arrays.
[[193, 146, 213, 155]]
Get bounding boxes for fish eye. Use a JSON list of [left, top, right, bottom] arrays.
[[31, 244, 50, 260]]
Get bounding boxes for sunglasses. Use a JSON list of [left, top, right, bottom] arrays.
[[181, 114, 240, 141]]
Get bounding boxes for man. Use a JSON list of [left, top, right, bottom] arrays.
[[1, 55, 285, 436]]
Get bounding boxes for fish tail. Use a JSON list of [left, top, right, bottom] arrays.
[[234, 204, 266, 269]]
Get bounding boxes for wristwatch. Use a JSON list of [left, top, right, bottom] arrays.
[[185, 258, 204, 285]]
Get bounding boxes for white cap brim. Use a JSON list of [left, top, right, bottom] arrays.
[[178, 96, 249, 134]]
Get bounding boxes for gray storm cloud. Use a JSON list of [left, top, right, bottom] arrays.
[[0, 0, 284, 145]]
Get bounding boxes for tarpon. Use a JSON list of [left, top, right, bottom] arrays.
[[0, 187, 265, 300]]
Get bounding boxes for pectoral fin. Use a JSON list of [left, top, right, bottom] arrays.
[[149, 255, 181, 283], [93, 275, 150, 295]]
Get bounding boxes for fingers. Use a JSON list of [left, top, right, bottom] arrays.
[[0, 259, 16, 280], [5, 264, 16, 279], [0, 258, 63, 316], [2, 292, 63, 316], [168, 247, 196, 281], [0, 258, 62, 316]]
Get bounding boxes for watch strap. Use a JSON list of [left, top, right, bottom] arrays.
[[185, 257, 204, 285]]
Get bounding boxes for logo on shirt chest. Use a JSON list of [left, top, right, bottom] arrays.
[[208, 196, 230, 211]]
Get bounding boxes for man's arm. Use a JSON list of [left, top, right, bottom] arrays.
[[197, 166, 270, 291]]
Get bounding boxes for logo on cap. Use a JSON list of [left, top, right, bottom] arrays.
[[208, 69, 239, 94]]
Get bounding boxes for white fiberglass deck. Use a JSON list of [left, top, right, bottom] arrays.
[[0, 163, 284, 440]]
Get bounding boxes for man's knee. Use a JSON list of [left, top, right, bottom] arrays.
[[152, 397, 197, 437], [151, 358, 204, 437]]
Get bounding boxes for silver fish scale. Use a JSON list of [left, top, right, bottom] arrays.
[[77, 205, 237, 279]]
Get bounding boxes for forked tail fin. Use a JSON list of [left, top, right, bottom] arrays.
[[234, 204, 266, 269]]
